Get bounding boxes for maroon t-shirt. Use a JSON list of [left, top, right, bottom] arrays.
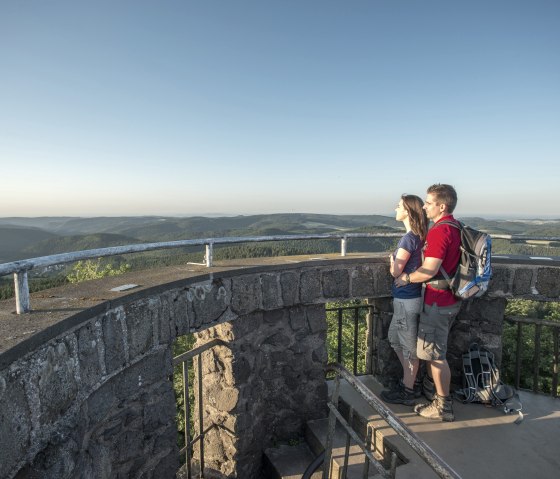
[[423, 215, 461, 306]]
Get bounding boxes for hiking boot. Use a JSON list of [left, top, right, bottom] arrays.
[[422, 375, 436, 401], [381, 383, 417, 406], [414, 395, 454, 422]]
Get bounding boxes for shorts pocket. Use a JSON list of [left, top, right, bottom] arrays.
[[395, 315, 407, 330], [418, 325, 438, 359]]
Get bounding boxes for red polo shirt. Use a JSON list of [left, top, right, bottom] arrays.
[[423, 215, 461, 307]]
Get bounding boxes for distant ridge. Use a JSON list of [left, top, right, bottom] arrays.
[[1, 214, 560, 264]]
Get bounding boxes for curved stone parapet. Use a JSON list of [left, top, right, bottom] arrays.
[[0, 256, 558, 478]]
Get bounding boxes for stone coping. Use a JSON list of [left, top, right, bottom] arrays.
[[2, 252, 560, 367], [0, 253, 387, 365]]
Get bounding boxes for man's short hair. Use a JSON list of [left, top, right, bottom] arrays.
[[427, 184, 457, 213]]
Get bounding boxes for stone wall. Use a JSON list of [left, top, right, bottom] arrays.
[[1, 257, 559, 478], [193, 305, 327, 478]]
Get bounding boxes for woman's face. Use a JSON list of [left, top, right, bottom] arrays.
[[395, 199, 408, 222]]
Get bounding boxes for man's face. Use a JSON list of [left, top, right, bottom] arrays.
[[423, 193, 442, 220]]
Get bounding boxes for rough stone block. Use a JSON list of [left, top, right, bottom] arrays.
[[263, 331, 292, 349], [322, 269, 350, 299], [351, 265, 376, 298], [306, 305, 327, 334], [300, 269, 321, 303], [234, 311, 263, 338], [263, 308, 286, 325], [190, 279, 230, 328], [280, 271, 299, 306], [0, 369, 31, 479], [154, 293, 173, 346], [289, 306, 307, 331], [37, 339, 79, 426], [489, 266, 512, 294], [144, 383, 176, 431], [171, 288, 195, 336], [115, 349, 172, 402], [231, 275, 262, 315], [261, 273, 282, 310], [77, 321, 103, 390], [102, 308, 128, 374], [513, 268, 533, 295], [125, 300, 154, 361], [87, 380, 117, 424], [232, 356, 252, 384], [373, 264, 393, 295], [536, 267, 560, 298]]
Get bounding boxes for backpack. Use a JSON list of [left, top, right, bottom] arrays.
[[455, 343, 523, 424], [435, 220, 492, 300]]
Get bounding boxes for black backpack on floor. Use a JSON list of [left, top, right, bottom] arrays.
[[454, 343, 523, 424]]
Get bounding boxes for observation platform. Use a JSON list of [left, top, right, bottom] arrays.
[[337, 376, 560, 479]]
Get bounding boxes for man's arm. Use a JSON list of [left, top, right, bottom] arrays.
[[395, 256, 442, 287]]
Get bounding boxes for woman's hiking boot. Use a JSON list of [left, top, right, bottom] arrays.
[[380, 381, 417, 406], [414, 394, 455, 422]]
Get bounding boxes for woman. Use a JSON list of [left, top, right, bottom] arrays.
[[380, 194, 428, 405]]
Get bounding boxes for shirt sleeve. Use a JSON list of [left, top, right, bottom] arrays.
[[424, 226, 450, 260]]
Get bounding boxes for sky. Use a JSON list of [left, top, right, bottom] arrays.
[[1, 1, 559, 219]]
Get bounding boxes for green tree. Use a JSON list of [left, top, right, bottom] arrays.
[[66, 259, 130, 284]]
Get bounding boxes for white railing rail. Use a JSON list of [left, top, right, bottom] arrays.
[[1, 231, 558, 314], [0, 232, 404, 314]]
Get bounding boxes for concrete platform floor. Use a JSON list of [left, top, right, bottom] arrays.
[[338, 375, 560, 479]]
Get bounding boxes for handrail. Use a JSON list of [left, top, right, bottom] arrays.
[[0, 232, 403, 276], [504, 315, 560, 397], [1, 230, 559, 315], [173, 338, 232, 478], [324, 363, 462, 479], [0, 232, 404, 314]]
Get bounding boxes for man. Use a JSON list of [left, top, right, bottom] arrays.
[[394, 184, 461, 421]]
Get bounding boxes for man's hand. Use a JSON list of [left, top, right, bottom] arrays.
[[394, 273, 409, 288]]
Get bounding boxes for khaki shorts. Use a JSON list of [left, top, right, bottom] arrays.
[[416, 302, 461, 361], [388, 297, 423, 360]]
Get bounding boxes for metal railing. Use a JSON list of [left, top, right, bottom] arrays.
[[1, 230, 558, 315], [173, 338, 230, 479], [317, 363, 461, 479], [504, 315, 560, 397], [0, 232, 404, 314], [326, 304, 374, 376]]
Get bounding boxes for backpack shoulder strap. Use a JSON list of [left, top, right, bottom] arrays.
[[436, 219, 463, 231], [456, 344, 479, 402], [428, 220, 462, 286]]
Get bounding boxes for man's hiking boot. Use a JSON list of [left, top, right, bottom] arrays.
[[381, 382, 417, 406], [414, 394, 454, 422]]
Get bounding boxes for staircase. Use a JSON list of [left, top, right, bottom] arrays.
[[263, 373, 448, 479]]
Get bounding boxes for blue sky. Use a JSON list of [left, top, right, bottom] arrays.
[[1, 1, 558, 218]]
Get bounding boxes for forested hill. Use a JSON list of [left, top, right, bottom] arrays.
[[1, 214, 559, 263], [0, 214, 400, 262]]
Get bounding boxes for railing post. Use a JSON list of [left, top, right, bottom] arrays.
[[341, 236, 347, 256], [205, 243, 213, 267], [14, 271, 31, 314]]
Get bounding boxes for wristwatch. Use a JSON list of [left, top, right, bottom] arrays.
[[404, 273, 411, 284]]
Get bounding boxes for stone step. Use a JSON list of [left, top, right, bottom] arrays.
[[327, 375, 443, 478], [263, 442, 322, 479], [305, 417, 387, 478]]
